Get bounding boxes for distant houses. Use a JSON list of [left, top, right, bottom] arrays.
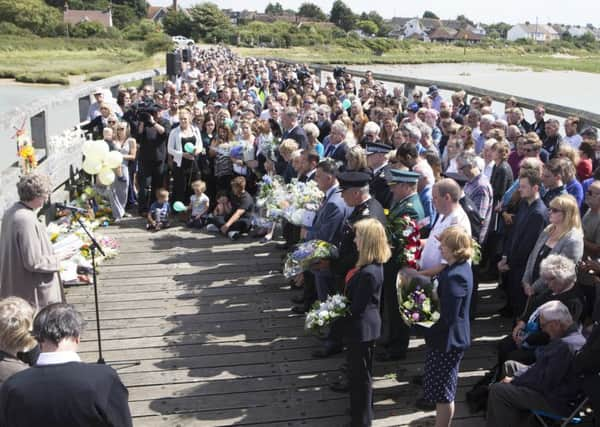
[[387, 17, 485, 43], [63, 3, 113, 28], [506, 23, 559, 42]]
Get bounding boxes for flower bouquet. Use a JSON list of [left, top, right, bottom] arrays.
[[386, 214, 422, 268], [282, 179, 323, 227], [283, 240, 339, 278], [397, 274, 440, 328], [305, 293, 350, 332]]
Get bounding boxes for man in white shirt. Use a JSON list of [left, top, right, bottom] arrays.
[[563, 116, 582, 149], [418, 178, 471, 277]]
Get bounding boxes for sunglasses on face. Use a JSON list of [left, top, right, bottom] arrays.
[[548, 207, 563, 214]]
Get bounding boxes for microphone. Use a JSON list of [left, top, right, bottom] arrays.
[[55, 203, 88, 214]]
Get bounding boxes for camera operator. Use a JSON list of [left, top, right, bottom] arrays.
[[136, 105, 170, 216]]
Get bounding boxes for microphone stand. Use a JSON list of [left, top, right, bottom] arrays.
[[72, 213, 140, 369], [74, 214, 106, 364]]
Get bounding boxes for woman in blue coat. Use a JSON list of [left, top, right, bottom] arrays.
[[423, 225, 473, 427], [345, 218, 391, 427]]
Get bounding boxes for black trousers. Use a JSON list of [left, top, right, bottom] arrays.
[[172, 163, 196, 205], [583, 374, 600, 427], [210, 215, 252, 233], [382, 261, 409, 357], [301, 271, 317, 311], [348, 341, 375, 427], [137, 161, 166, 213]]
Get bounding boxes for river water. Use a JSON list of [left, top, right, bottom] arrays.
[[351, 63, 600, 115], [0, 81, 63, 114]]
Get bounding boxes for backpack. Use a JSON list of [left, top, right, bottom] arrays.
[[460, 194, 484, 243]]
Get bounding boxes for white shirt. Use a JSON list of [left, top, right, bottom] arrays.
[[564, 134, 582, 149], [420, 206, 471, 271], [190, 193, 209, 217], [36, 351, 81, 366]]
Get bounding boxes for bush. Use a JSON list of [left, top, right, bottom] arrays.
[[0, 22, 34, 37], [122, 19, 160, 41], [69, 21, 106, 38], [144, 32, 173, 55]]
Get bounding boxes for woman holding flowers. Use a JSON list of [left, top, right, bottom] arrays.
[[345, 218, 390, 427], [421, 226, 473, 427]]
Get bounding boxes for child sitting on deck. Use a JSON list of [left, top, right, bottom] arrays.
[[146, 188, 171, 231]]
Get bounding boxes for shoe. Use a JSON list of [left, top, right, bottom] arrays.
[[205, 224, 219, 232], [410, 375, 423, 386], [291, 305, 307, 314], [498, 305, 514, 318], [329, 379, 350, 393], [312, 345, 342, 358], [415, 397, 436, 411], [228, 231, 240, 240], [291, 295, 304, 304], [375, 351, 407, 362]]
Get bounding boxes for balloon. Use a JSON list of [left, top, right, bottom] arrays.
[[173, 201, 186, 212], [81, 140, 95, 157], [97, 167, 115, 186], [82, 157, 102, 175], [224, 118, 234, 129], [342, 99, 352, 110], [104, 151, 123, 169], [87, 140, 109, 161], [184, 142, 195, 154]]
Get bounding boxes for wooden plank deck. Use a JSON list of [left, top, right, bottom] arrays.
[[66, 218, 508, 426]]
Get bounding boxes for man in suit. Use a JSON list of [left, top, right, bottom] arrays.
[[0, 303, 132, 427], [498, 169, 548, 317], [298, 149, 319, 183], [281, 106, 308, 149], [323, 120, 349, 165], [366, 142, 394, 209], [292, 159, 351, 314], [378, 169, 425, 362]]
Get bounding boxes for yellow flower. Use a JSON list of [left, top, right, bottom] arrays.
[[384, 209, 390, 216]]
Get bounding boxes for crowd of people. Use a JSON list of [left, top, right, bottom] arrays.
[[0, 45, 599, 426]]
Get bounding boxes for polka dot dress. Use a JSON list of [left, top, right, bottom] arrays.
[[423, 347, 464, 403]]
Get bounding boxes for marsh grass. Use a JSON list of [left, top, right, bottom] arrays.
[[0, 36, 163, 85], [233, 45, 600, 74]]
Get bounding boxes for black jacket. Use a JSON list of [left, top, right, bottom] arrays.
[[345, 263, 384, 343], [0, 361, 132, 427]]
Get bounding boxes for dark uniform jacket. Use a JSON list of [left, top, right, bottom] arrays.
[[370, 164, 394, 210], [331, 197, 386, 278], [345, 263, 384, 343]]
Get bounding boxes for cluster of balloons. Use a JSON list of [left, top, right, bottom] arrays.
[[81, 140, 123, 186]]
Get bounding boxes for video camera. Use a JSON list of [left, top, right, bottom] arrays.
[[124, 100, 161, 126]]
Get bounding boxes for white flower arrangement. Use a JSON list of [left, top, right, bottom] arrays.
[[305, 293, 350, 331]]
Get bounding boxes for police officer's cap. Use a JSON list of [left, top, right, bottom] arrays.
[[338, 171, 371, 190], [365, 142, 393, 156], [388, 169, 420, 185]]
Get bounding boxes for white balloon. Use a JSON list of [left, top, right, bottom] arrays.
[[104, 151, 123, 169], [82, 157, 102, 175], [82, 140, 94, 157], [87, 140, 109, 160], [97, 167, 115, 186]]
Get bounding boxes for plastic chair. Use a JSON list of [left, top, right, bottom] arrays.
[[532, 397, 589, 426]]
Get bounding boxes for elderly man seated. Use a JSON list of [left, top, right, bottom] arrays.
[[487, 300, 586, 427], [497, 254, 585, 366]]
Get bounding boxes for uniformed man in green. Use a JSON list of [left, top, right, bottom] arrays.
[[378, 169, 426, 362]]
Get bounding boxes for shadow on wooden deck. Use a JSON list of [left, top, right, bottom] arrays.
[[68, 218, 507, 426]]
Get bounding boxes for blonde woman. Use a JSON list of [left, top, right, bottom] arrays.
[[421, 226, 473, 427], [522, 194, 583, 296], [0, 297, 37, 383], [111, 122, 137, 221], [343, 218, 391, 427], [344, 145, 369, 174]]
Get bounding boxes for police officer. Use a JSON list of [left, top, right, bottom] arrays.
[[312, 171, 386, 360], [366, 142, 394, 210], [378, 169, 426, 362]]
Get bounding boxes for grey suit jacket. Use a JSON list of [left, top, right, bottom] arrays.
[[523, 228, 584, 292], [306, 186, 350, 244]]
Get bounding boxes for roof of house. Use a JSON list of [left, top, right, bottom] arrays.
[[147, 6, 165, 20], [64, 9, 111, 27], [428, 26, 458, 40], [512, 23, 559, 35], [456, 29, 483, 41]]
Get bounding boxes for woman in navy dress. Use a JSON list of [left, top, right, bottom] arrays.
[[423, 225, 473, 427], [345, 218, 391, 426]]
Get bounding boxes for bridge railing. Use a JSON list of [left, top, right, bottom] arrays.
[[0, 68, 164, 222]]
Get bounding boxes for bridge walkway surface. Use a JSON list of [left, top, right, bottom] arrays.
[[69, 217, 508, 426]]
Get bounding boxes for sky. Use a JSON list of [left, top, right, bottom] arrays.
[[155, 0, 598, 26]]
